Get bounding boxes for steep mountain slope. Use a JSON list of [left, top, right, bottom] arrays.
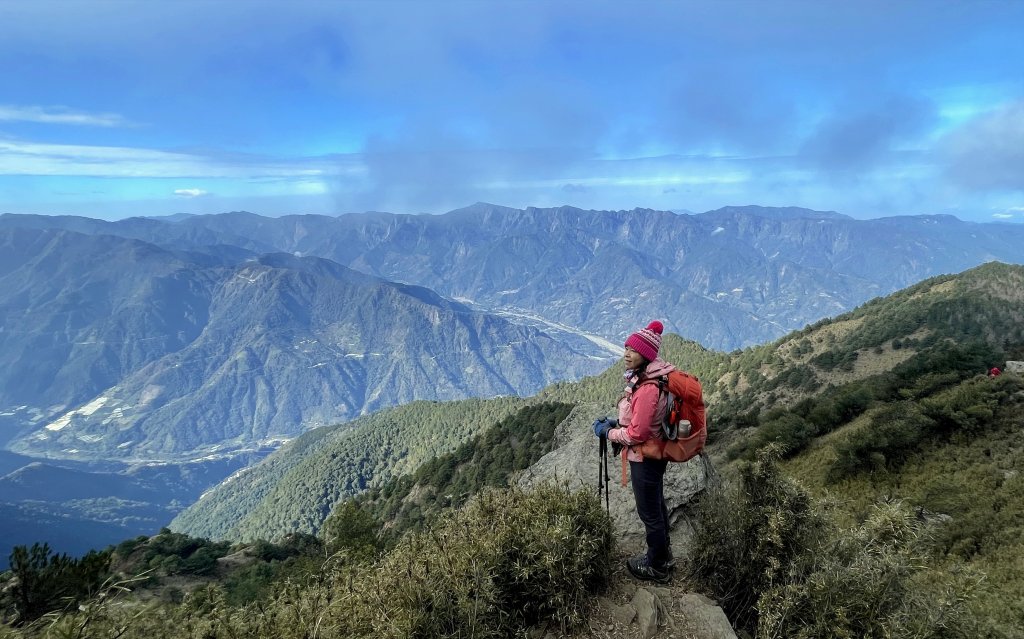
[[6, 205, 1023, 350], [709, 263, 1024, 636], [1, 229, 608, 463], [170, 396, 529, 540], [10, 263, 1021, 637], [768, 372, 1024, 637], [0, 228, 220, 416]]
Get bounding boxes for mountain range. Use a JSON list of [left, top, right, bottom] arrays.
[[0, 228, 608, 463], [0, 223, 610, 561], [6, 204, 1024, 352]]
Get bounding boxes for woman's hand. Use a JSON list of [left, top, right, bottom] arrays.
[[592, 417, 618, 438]]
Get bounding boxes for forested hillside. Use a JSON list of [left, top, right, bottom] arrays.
[[338, 402, 574, 545], [711, 261, 1023, 455], [783, 372, 1024, 635], [690, 261, 1024, 636], [171, 396, 531, 540], [172, 337, 722, 541]]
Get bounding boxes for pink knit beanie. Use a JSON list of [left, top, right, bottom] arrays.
[[624, 320, 663, 362]]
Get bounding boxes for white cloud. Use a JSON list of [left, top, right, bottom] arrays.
[[0, 138, 358, 180], [174, 188, 208, 198], [992, 213, 1014, 219], [942, 100, 1024, 190], [0, 105, 132, 127]]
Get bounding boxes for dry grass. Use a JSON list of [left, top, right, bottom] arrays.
[[909, 278, 957, 302]]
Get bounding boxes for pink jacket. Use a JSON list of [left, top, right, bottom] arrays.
[[607, 358, 675, 462]]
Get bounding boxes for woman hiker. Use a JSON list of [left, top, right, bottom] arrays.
[[593, 320, 674, 584]]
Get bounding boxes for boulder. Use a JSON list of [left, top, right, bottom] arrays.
[[632, 587, 668, 638]]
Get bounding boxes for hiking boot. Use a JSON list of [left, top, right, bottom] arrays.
[[625, 555, 671, 584]]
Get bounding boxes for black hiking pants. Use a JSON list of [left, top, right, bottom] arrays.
[[629, 458, 670, 568]]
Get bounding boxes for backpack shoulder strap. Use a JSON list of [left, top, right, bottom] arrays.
[[637, 375, 669, 390]]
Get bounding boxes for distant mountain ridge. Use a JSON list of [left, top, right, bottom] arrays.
[[5, 204, 1022, 350], [699, 204, 852, 220]]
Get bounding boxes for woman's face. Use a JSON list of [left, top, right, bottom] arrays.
[[623, 346, 646, 371]]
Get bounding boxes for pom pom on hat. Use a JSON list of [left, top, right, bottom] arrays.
[[625, 320, 664, 362]]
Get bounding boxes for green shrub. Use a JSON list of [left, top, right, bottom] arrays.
[[222, 562, 280, 606], [320, 501, 380, 558], [828, 375, 1021, 482], [757, 501, 981, 639], [0, 544, 111, 625], [330, 482, 614, 638], [828, 402, 936, 481], [753, 413, 817, 456], [688, 447, 824, 632], [688, 450, 980, 637], [806, 384, 874, 431], [136, 529, 232, 577]]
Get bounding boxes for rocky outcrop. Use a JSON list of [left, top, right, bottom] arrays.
[[518, 403, 709, 548], [676, 594, 739, 639], [595, 586, 736, 639]]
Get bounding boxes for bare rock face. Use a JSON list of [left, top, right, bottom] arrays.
[[676, 593, 739, 639], [518, 403, 708, 546]]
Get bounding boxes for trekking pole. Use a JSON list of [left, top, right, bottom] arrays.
[[598, 434, 610, 513]]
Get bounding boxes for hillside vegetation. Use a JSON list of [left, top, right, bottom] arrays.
[[342, 402, 574, 545], [3, 484, 613, 638], [713, 262, 1023, 448], [779, 372, 1024, 636], [171, 396, 532, 540], [687, 261, 1024, 637]]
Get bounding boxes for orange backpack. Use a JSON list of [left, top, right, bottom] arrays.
[[638, 370, 707, 462]]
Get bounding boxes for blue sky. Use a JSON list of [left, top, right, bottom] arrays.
[[1, 0, 1022, 222]]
